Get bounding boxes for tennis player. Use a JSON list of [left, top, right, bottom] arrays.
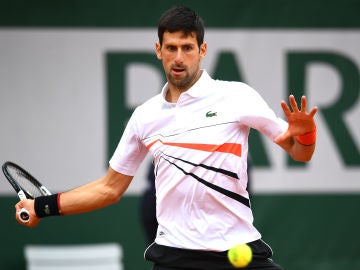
[[15, 6, 317, 270]]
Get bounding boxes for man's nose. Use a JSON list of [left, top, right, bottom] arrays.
[[174, 49, 184, 64]]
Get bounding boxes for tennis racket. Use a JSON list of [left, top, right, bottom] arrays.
[[2, 161, 51, 223]]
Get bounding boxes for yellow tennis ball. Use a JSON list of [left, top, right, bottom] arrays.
[[227, 243, 253, 268]]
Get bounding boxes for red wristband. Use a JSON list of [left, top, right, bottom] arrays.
[[296, 127, 317, 146], [57, 193, 63, 216]]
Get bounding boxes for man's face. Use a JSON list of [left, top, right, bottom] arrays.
[[156, 31, 207, 91]]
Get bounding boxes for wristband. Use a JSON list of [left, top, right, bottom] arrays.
[[34, 193, 62, 218], [296, 128, 317, 146]]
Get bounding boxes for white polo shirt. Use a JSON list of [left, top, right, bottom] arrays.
[[110, 70, 287, 251]]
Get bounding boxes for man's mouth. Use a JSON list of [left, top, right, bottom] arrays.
[[172, 67, 185, 75]]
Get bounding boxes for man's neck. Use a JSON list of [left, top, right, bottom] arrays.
[[165, 70, 203, 103], [165, 87, 183, 103]]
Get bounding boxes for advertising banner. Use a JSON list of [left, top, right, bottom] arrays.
[[1, 29, 359, 194]]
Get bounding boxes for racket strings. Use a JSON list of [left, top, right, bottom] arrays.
[[7, 166, 43, 198]]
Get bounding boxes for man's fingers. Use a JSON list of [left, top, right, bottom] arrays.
[[289, 95, 300, 112], [301, 95, 307, 112], [281, 100, 291, 116], [309, 106, 318, 117]]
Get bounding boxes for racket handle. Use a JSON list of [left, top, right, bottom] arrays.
[[18, 208, 30, 223]]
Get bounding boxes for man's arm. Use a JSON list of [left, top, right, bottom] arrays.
[[274, 95, 318, 162], [15, 167, 133, 227]]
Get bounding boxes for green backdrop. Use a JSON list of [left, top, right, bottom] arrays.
[[1, 195, 360, 269], [0, 0, 359, 28]]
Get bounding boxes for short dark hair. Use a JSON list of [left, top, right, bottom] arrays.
[[157, 6, 205, 47]]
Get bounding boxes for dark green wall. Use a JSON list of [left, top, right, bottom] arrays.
[[2, 195, 360, 270], [0, 196, 152, 270], [1, 0, 359, 28]]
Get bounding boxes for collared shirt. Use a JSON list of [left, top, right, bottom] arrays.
[[110, 70, 287, 251]]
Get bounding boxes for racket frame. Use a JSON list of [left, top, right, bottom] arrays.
[[2, 161, 51, 223]]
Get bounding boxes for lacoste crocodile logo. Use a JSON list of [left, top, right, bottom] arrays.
[[206, 111, 217, 118]]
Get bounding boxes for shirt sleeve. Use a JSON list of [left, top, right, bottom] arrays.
[[236, 83, 288, 141], [109, 109, 148, 176]]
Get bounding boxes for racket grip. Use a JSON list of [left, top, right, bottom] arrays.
[[18, 208, 30, 223]]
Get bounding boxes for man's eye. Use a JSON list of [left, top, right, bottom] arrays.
[[183, 46, 192, 52]]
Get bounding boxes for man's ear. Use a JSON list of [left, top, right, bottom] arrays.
[[155, 42, 162, 60], [199, 42, 207, 59]]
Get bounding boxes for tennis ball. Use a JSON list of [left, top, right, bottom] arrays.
[[227, 243, 253, 268]]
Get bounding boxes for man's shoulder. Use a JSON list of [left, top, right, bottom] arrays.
[[212, 78, 255, 96]]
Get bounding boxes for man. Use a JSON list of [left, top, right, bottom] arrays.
[[140, 161, 157, 245], [16, 6, 317, 270]]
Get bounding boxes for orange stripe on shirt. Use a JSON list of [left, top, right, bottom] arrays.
[[146, 140, 242, 157]]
